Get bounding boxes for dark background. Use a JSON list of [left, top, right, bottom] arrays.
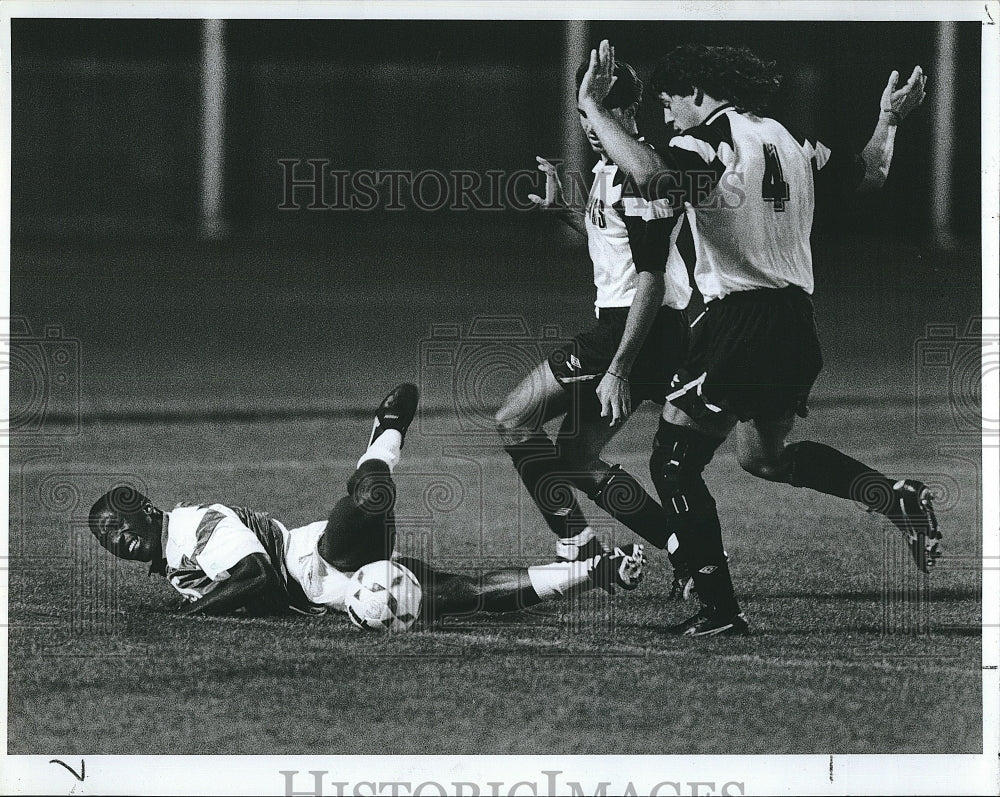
[[11, 19, 981, 239], [9, 19, 982, 420]]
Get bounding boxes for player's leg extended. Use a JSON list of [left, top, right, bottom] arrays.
[[651, 402, 748, 636], [735, 416, 941, 571], [318, 384, 418, 572], [396, 549, 645, 620], [496, 360, 591, 538]]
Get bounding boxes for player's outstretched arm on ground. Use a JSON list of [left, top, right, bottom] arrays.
[[527, 156, 588, 237], [178, 553, 288, 616], [858, 66, 927, 192], [578, 40, 666, 190]]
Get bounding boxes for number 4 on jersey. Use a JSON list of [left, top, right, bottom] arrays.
[[761, 144, 790, 211]]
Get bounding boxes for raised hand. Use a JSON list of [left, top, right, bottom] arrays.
[[526, 156, 565, 208], [578, 39, 618, 108], [881, 65, 928, 124]]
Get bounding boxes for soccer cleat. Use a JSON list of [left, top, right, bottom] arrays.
[[668, 606, 749, 637], [588, 543, 646, 594], [668, 572, 697, 602], [555, 527, 609, 562], [668, 560, 697, 601], [886, 479, 941, 573], [368, 383, 420, 448]]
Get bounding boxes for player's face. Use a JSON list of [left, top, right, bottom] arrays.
[[94, 506, 161, 562], [658, 92, 701, 132], [661, 103, 681, 136], [578, 106, 630, 154]]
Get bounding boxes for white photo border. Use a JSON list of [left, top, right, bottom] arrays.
[[1, 2, 996, 795]]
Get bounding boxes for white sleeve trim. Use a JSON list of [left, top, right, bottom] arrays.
[[669, 134, 719, 165]]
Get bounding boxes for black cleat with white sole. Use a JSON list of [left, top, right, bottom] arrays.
[[369, 383, 420, 448], [887, 479, 941, 573], [588, 543, 646, 594], [668, 561, 697, 601], [668, 606, 750, 637]]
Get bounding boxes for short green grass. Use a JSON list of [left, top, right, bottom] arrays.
[[9, 234, 983, 754], [8, 402, 982, 755]]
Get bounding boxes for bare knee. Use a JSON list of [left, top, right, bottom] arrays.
[[737, 448, 788, 482], [496, 397, 539, 446]]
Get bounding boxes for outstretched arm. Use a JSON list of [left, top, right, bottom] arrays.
[[577, 40, 666, 189], [858, 66, 928, 192], [179, 553, 288, 616], [527, 156, 588, 237]]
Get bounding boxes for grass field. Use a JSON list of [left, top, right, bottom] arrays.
[[7, 230, 984, 756]]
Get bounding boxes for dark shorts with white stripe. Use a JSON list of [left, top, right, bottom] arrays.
[[668, 285, 823, 423], [547, 305, 690, 405]]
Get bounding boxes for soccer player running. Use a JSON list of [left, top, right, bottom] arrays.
[[496, 58, 695, 595], [89, 384, 645, 622], [577, 41, 937, 636]]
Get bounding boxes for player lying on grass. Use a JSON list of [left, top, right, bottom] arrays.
[[496, 57, 694, 598], [577, 41, 938, 637], [88, 384, 645, 621]]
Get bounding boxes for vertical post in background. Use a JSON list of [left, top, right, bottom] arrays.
[[200, 19, 227, 240], [559, 21, 589, 209], [931, 21, 957, 250]]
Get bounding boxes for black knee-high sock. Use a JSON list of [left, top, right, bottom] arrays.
[[651, 420, 739, 616], [585, 464, 671, 550], [782, 441, 896, 514], [664, 506, 738, 614], [503, 431, 589, 538]]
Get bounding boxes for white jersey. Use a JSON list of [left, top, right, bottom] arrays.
[[653, 104, 859, 301], [586, 150, 693, 312], [161, 504, 271, 601], [279, 519, 355, 612], [160, 503, 327, 614]]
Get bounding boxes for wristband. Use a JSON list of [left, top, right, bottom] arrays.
[[883, 109, 903, 125], [607, 369, 629, 382]]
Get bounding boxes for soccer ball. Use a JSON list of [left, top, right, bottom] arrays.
[[345, 560, 422, 632]]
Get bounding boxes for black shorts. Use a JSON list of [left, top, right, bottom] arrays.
[[667, 286, 823, 423], [547, 306, 689, 405], [320, 460, 397, 572]]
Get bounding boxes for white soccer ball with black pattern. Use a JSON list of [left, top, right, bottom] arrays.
[[345, 560, 422, 632]]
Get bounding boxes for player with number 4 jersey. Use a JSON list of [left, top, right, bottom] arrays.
[[579, 41, 939, 637]]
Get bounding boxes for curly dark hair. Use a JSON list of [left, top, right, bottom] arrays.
[[650, 44, 782, 115], [575, 57, 644, 111]]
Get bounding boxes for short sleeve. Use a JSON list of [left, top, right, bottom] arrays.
[[194, 509, 269, 580], [797, 135, 866, 201]]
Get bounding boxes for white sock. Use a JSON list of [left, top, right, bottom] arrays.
[[357, 429, 402, 472], [554, 526, 598, 561], [527, 561, 594, 601]]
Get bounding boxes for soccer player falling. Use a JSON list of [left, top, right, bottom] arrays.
[[496, 58, 695, 597], [88, 384, 645, 621], [577, 40, 937, 636]]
